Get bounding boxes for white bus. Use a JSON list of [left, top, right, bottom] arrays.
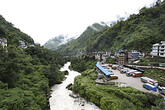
[[141, 77, 158, 86]]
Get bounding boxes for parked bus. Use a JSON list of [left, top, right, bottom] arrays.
[[141, 77, 158, 86], [110, 74, 118, 79], [126, 70, 137, 76], [132, 71, 143, 77], [144, 83, 157, 92], [158, 86, 165, 95], [120, 68, 129, 74], [159, 63, 165, 67]]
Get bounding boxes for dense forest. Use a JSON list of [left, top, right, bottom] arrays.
[[59, 1, 165, 55], [0, 15, 66, 109]]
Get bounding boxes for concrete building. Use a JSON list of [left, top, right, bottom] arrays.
[[128, 50, 140, 64], [128, 50, 139, 59], [18, 40, 27, 49], [19, 40, 25, 46], [151, 41, 165, 57], [117, 50, 128, 65], [93, 51, 105, 60], [0, 37, 7, 48], [93, 51, 111, 62]]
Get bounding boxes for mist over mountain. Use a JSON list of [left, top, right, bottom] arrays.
[[44, 34, 78, 50], [58, 1, 165, 56], [58, 22, 109, 55]]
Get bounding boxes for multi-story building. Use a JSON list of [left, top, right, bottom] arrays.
[[117, 50, 128, 65], [128, 50, 139, 59], [93, 51, 105, 60], [151, 41, 165, 57], [93, 51, 111, 62], [128, 50, 140, 64], [0, 37, 7, 48]]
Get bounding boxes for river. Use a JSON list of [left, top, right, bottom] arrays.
[[49, 62, 101, 110]]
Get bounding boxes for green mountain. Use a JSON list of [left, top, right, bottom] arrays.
[[0, 15, 65, 109], [58, 22, 108, 55], [59, 1, 165, 55], [44, 34, 76, 50], [0, 15, 34, 45]]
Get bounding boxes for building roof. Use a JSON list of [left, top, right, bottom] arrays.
[[153, 41, 165, 46], [96, 61, 113, 76]]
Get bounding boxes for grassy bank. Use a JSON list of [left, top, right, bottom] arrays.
[[143, 68, 165, 86], [71, 58, 164, 110]]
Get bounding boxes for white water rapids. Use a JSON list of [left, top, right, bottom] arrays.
[[49, 62, 101, 110]]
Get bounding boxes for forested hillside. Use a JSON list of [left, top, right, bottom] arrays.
[[60, 1, 165, 55], [0, 15, 34, 45], [58, 22, 108, 55], [0, 15, 65, 109]]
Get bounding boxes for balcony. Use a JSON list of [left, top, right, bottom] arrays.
[[159, 51, 165, 53], [152, 47, 159, 50], [151, 52, 157, 56]]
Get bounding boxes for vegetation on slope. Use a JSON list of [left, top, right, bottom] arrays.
[[143, 68, 165, 86], [87, 1, 165, 53], [0, 15, 34, 46], [58, 22, 108, 55], [71, 57, 164, 110], [0, 45, 65, 110], [69, 55, 96, 72], [0, 15, 66, 109], [59, 1, 165, 55], [44, 35, 76, 50]]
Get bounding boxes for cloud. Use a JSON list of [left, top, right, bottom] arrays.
[[0, 0, 157, 45]]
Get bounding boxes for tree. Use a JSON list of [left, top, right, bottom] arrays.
[[0, 46, 21, 87]]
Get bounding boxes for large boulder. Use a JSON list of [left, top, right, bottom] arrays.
[[64, 70, 69, 75], [66, 83, 72, 90]]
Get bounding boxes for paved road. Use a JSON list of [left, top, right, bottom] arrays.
[[127, 65, 165, 70]]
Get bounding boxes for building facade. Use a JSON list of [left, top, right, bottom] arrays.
[[94, 51, 111, 62], [0, 37, 7, 48], [117, 50, 128, 65], [151, 41, 165, 57]]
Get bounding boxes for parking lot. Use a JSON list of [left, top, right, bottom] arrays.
[[102, 65, 160, 95], [111, 69, 148, 91]]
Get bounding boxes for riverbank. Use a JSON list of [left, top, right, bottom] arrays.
[[49, 62, 101, 110], [71, 59, 164, 110]]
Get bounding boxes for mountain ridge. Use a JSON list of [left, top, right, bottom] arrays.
[[58, 1, 165, 55], [58, 22, 109, 55], [44, 34, 78, 50], [0, 15, 34, 45]]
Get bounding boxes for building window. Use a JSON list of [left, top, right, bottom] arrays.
[[161, 46, 164, 48], [160, 53, 164, 55]]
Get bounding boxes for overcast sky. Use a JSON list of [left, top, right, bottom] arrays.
[[0, 0, 157, 45]]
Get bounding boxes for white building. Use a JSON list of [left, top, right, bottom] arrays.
[[94, 51, 111, 61], [19, 40, 25, 46], [0, 37, 7, 48], [151, 41, 165, 57]]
